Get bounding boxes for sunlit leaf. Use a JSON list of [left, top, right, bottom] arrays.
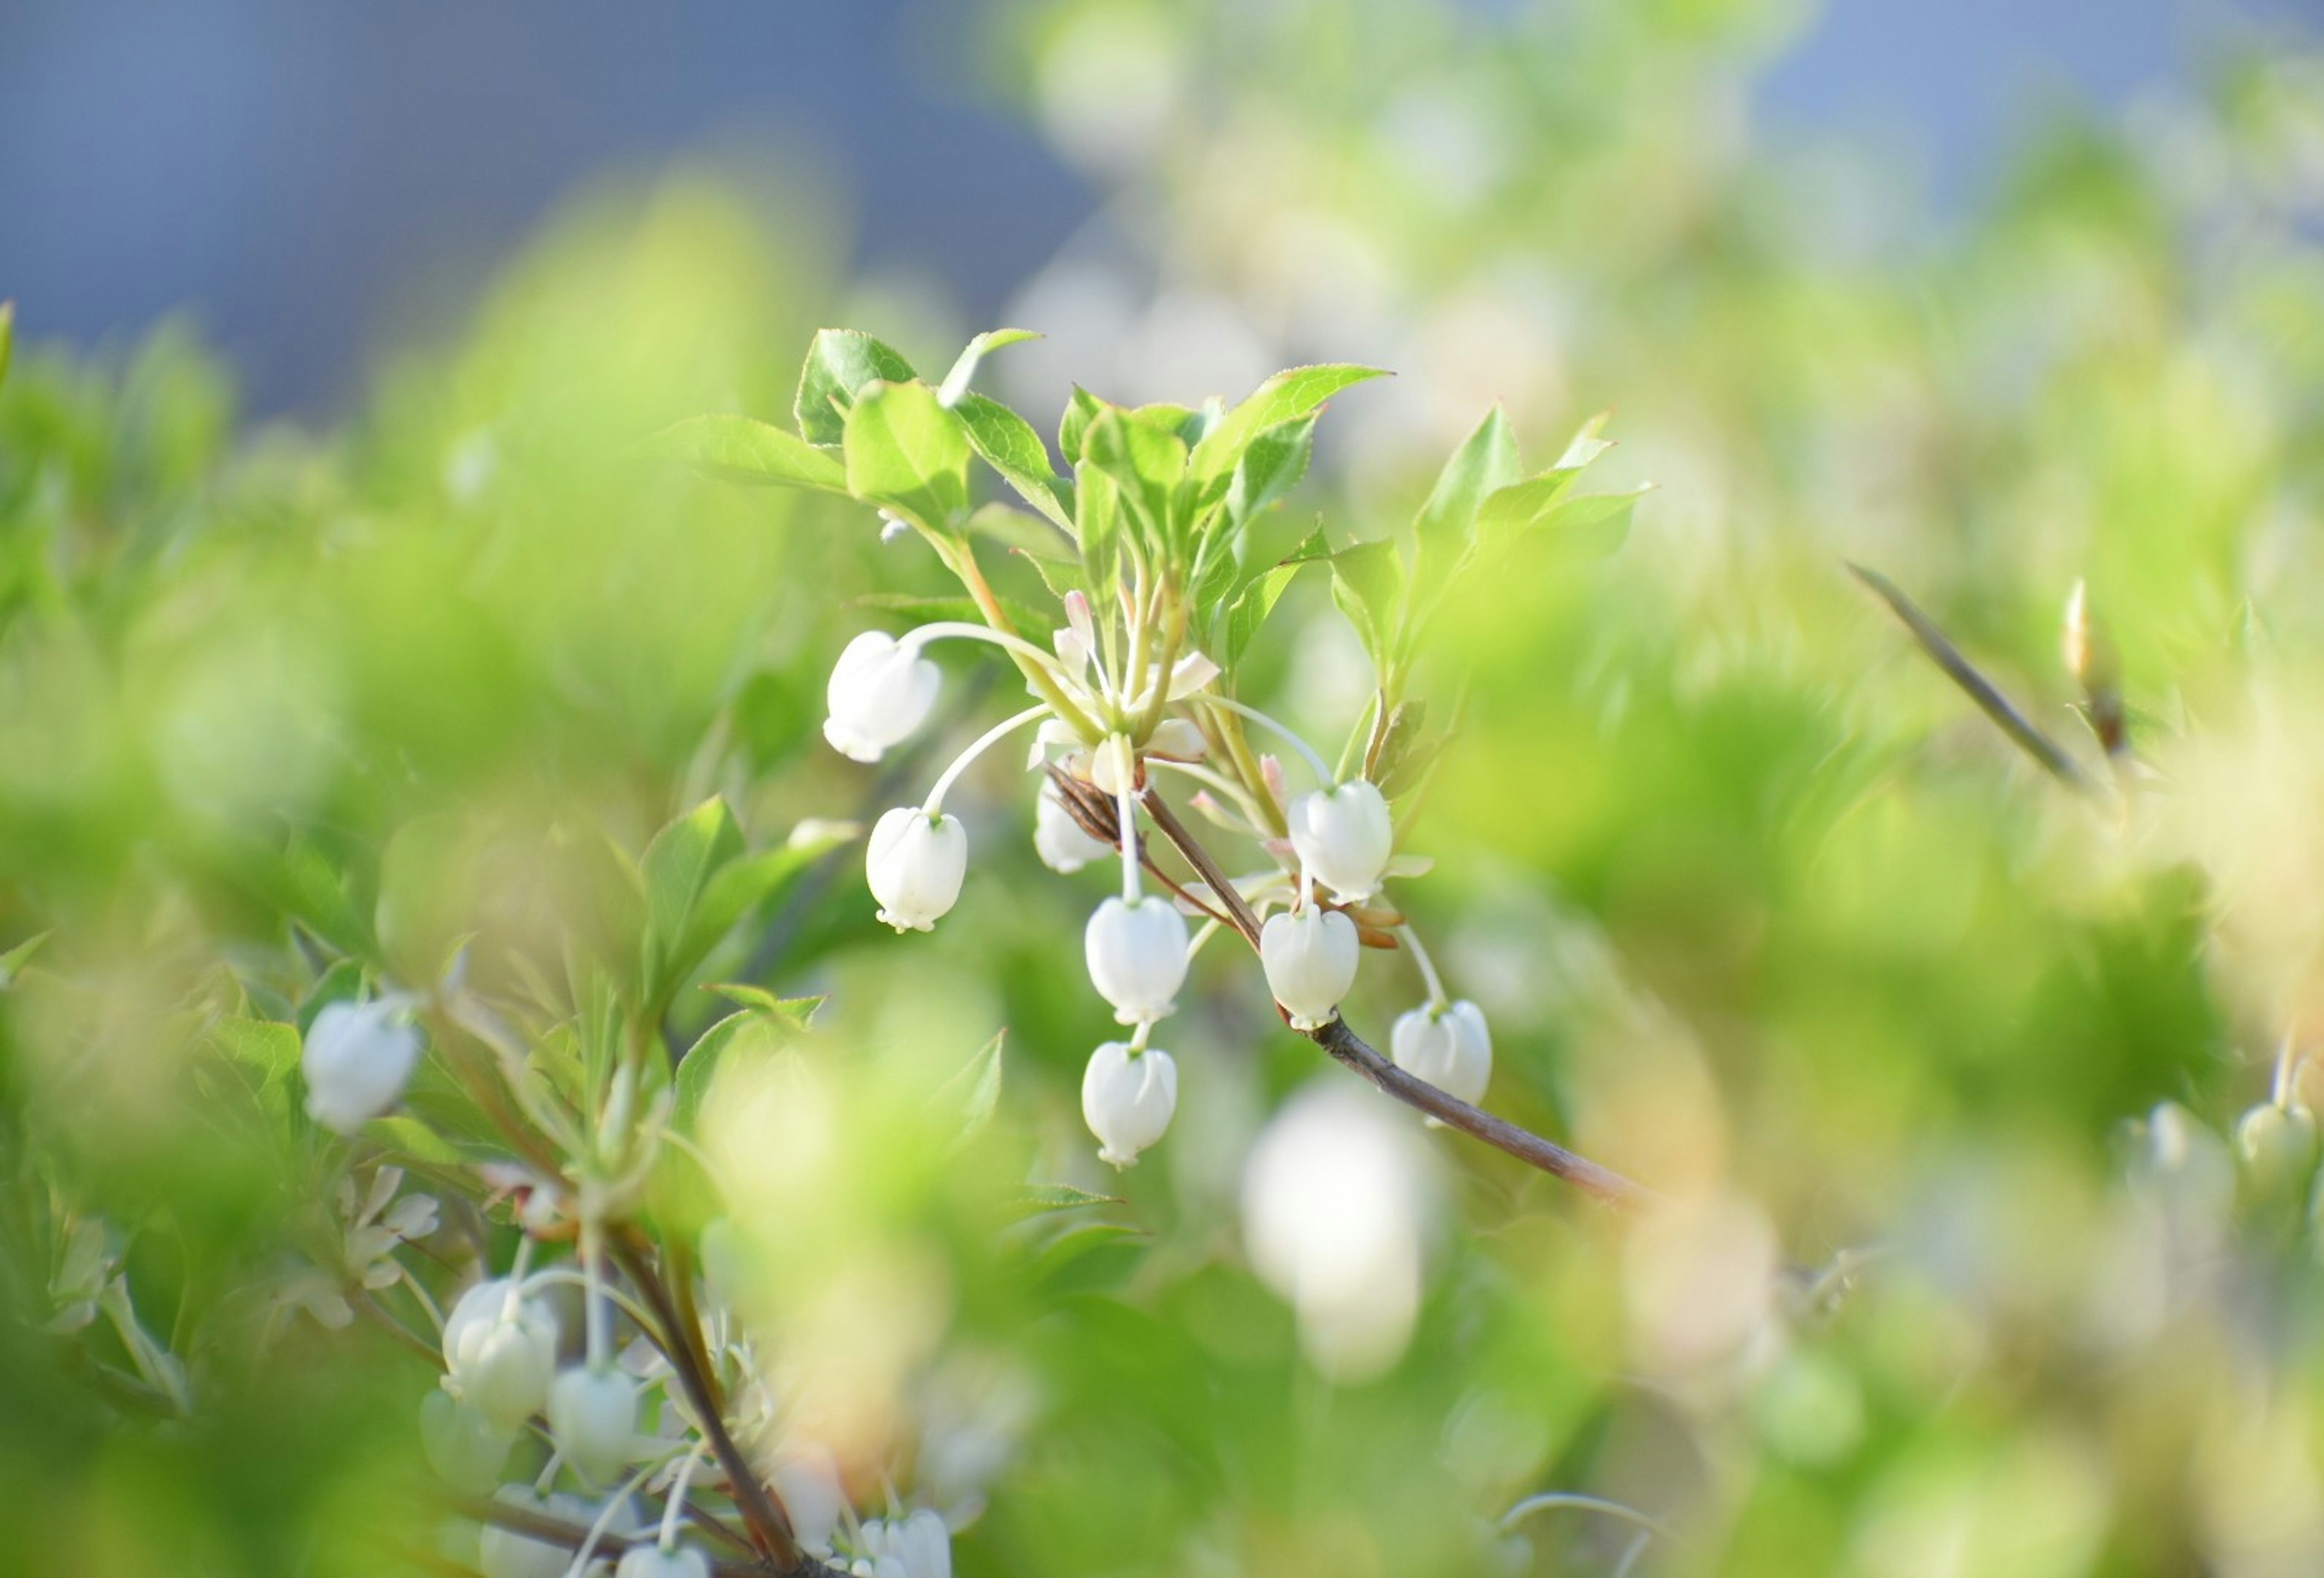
[[794, 328, 916, 447]]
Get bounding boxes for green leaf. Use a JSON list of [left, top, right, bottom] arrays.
[[704, 984, 824, 1030], [1080, 407, 1187, 550], [1330, 539, 1403, 660], [795, 329, 917, 447], [1413, 407, 1521, 580], [0, 930, 48, 990], [638, 799, 743, 1010], [1224, 413, 1318, 530], [648, 415, 847, 492], [1056, 386, 1108, 468], [1189, 364, 1389, 484], [675, 1007, 792, 1132], [371, 1114, 473, 1170], [1009, 1183, 1121, 1218], [954, 392, 1072, 530], [933, 1030, 1006, 1145], [1073, 464, 1124, 592], [203, 1016, 302, 1120], [1477, 478, 1650, 559], [843, 380, 971, 534], [937, 329, 1040, 407]]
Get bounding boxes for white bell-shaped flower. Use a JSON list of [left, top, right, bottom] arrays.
[[1389, 1000, 1492, 1105], [852, 1510, 953, 1578], [479, 1487, 574, 1578], [419, 1390, 514, 1492], [616, 1547, 709, 1578], [1261, 905, 1359, 1031], [301, 997, 421, 1134], [1085, 895, 1189, 1024], [1286, 780, 1394, 901], [867, 807, 967, 932], [824, 631, 940, 763], [442, 1277, 559, 1433], [547, 1362, 638, 1485], [771, 1444, 845, 1556], [1033, 782, 1111, 873], [1082, 1040, 1180, 1168]]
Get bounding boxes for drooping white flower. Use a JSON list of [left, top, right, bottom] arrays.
[[615, 1547, 709, 1578], [1082, 1040, 1180, 1168], [1389, 1000, 1492, 1105], [1084, 895, 1189, 1024], [479, 1487, 577, 1578], [770, 1444, 844, 1556], [419, 1389, 514, 1492], [867, 807, 967, 932], [824, 631, 940, 763], [851, 1510, 952, 1578], [1242, 1082, 1434, 1381], [547, 1363, 638, 1485], [1033, 782, 1111, 873], [1287, 780, 1394, 901], [301, 996, 422, 1134], [443, 1277, 560, 1433], [1260, 906, 1359, 1031], [1144, 717, 1207, 761]]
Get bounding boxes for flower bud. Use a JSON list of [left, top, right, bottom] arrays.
[[2237, 1102, 2318, 1194], [1261, 906, 1359, 1031], [1390, 1000, 1492, 1105], [443, 1277, 559, 1433], [1084, 896, 1189, 1024], [419, 1390, 514, 1492], [1287, 780, 1394, 901], [1082, 1041, 1180, 1168], [824, 631, 940, 763], [301, 997, 422, 1134], [617, 1547, 709, 1578], [867, 807, 967, 932], [1034, 783, 1111, 874], [547, 1363, 638, 1486]]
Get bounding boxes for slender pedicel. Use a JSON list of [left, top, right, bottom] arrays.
[[1202, 694, 1334, 782], [922, 705, 1051, 815]]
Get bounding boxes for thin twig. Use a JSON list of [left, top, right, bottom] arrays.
[[451, 1491, 810, 1578], [1846, 562, 2098, 797], [1141, 787, 1653, 1212]]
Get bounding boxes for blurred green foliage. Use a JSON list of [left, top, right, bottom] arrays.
[[5, 4, 2324, 1576]]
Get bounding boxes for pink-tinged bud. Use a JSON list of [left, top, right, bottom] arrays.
[[301, 997, 421, 1134], [546, 1363, 638, 1486], [1085, 895, 1189, 1024], [1034, 782, 1112, 873], [867, 807, 967, 932], [1261, 906, 1359, 1031], [1389, 1000, 1492, 1105], [824, 631, 940, 763], [1287, 780, 1394, 901], [1082, 1040, 1180, 1168]]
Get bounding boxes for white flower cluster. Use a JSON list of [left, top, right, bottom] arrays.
[[824, 584, 1497, 1172]]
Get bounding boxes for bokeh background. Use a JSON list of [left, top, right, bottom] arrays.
[[11, 2, 2324, 1576]]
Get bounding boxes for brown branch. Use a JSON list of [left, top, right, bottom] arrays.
[[607, 1231, 806, 1572], [453, 1491, 850, 1578], [1846, 562, 2099, 798], [1141, 786, 1653, 1213]]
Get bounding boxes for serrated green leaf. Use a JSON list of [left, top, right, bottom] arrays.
[[1009, 1183, 1121, 1217], [206, 1016, 301, 1082], [1189, 364, 1388, 484], [937, 328, 1040, 407], [649, 414, 847, 492], [954, 392, 1072, 530], [1224, 413, 1317, 530], [843, 379, 971, 534], [795, 329, 917, 447]]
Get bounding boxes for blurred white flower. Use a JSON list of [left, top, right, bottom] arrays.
[[1242, 1082, 1435, 1381], [825, 631, 940, 764], [547, 1363, 638, 1486], [850, 1509, 951, 1578], [1390, 1000, 1492, 1106], [1033, 781, 1112, 873], [1287, 780, 1394, 901], [301, 996, 421, 1134], [1082, 1040, 1179, 1169], [444, 1277, 560, 1433]]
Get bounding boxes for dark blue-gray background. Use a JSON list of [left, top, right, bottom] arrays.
[[1, 0, 2309, 416]]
